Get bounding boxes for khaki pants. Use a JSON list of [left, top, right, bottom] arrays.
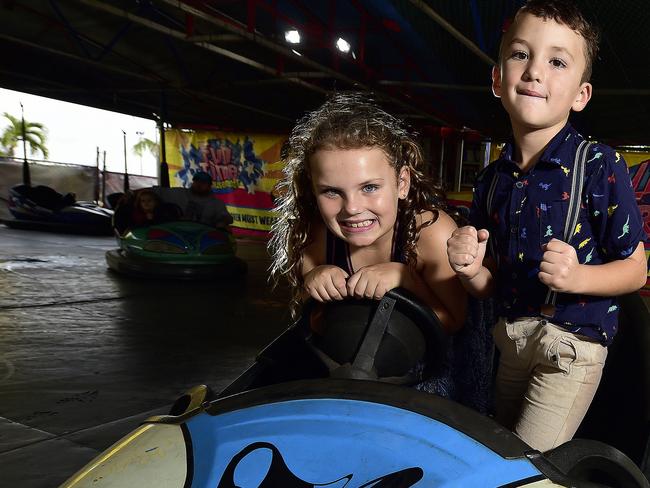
[[492, 316, 607, 452]]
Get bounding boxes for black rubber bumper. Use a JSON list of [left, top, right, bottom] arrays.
[[105, 249, 247, 279], [3, 218, 113, 236]]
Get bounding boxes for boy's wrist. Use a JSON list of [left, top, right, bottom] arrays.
[[458, 266, 484, 283]]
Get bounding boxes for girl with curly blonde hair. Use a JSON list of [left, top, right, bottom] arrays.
[[269, 92, 466, 333]]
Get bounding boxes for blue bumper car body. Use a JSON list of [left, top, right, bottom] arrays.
[[5, 184, 113, 235], [60, 290, 650, 487]]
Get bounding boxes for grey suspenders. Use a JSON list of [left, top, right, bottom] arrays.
[[544, 140, 593, 307], [486, 172, 500, 267], [485, 140, 593, 308]]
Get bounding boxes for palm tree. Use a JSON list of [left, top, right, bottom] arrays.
[[132, 137, 159, 160], [0, 112, 49, 159]]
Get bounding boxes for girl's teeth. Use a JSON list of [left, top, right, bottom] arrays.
[[349, 220, 372, 228]]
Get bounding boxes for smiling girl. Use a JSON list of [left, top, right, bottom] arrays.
[[269, 93, 466, 333]]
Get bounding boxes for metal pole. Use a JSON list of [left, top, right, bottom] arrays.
[[101, 150, 107, 205], [122, 130, 129, 192], [20, 102, 31, 186], [159, 120, 169, 187], [455, 136, 465, 193], [159, 93, 170, 188], [94, 146, 100, 202]]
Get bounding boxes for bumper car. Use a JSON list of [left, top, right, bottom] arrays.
[[106, 221, 247, 279], [4, 184, 113, 235], [60, 289, 650, 488]]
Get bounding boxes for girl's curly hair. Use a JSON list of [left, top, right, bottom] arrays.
[[269, 92, 452, 318]]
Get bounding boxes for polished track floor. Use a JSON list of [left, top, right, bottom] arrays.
[[0, 225, 290, 487]]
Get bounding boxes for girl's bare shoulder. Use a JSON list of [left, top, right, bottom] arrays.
[[416, 208, 458, 234]]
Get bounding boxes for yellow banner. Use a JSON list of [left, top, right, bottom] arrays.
[[164, 129, 286, 237]]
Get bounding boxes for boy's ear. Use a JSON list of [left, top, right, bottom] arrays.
[[491, 65, 502, 98], [572, 82, 593, 112], [398, 166, 410, 199]]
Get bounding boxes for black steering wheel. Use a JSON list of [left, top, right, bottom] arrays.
[[304, 287, 448, 385]]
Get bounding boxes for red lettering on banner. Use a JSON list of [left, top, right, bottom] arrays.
[[210, 164, 240, 183], [204, 159, 218, 181], [222, 146, 232, 165], [211, 146, 232, 166]]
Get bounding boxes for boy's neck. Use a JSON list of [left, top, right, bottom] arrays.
[[511, 122, 567, 172]]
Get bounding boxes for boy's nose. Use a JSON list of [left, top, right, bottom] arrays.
[[523, 60, 543, 82]]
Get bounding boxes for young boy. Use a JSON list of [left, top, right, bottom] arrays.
[[447, 0, 647, 452]]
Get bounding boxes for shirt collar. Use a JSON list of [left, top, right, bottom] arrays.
[[497, 123, 583, 170]]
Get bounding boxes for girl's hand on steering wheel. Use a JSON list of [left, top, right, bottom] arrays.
[[304, 265, 350, 302], [347, 262, 404, 300]]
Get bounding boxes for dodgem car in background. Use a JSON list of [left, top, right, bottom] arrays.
[[106, 220, 246, 279], [4, 184, 113, 235]]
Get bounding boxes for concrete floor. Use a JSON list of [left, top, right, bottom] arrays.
[[0, 225, 290, 487]]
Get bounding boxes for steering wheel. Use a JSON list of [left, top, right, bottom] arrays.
[[304, 287, 448, 385]]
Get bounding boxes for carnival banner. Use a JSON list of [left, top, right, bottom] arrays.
[[165, 129, 286, 238]]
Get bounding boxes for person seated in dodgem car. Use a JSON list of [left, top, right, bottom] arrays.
[[112, 189, 180, 234], [153, 171, 233, 229]]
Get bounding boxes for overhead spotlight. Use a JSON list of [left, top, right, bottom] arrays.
[[336, 37, 351, 53], [284, 30, 301, 44]]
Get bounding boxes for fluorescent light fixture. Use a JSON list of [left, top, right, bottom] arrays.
[[336, 37, 351, 53], [285, 30, 301, 44], [291, 49, 302, 57]]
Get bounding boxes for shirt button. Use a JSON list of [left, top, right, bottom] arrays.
[[515, 181, 524, 189], [511, 227, 517, 234], [511, 272, 517, 279]]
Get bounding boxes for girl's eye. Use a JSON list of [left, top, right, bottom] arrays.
[[510, 50, 528, 60], [362, 184, 379, 193], [322, 189, 339, 198], [550, 58, 567, 69]]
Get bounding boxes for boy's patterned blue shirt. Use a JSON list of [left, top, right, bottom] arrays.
[[470, 124, 647, 345]]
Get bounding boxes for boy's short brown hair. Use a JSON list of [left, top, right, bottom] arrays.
[[502, 0, 600, 82]]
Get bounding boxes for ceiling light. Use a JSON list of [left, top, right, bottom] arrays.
[[336, 37, 351, 53], [285, 30, 301, 44]]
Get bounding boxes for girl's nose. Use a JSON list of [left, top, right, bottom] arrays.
[[343, 195, 360, 215]]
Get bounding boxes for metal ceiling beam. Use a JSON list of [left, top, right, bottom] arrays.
[[182, 88, 295, 122], [379, 80, 489, 92], [0, 34, 292, 123], [407, 0, 496, 66], [283, 71, 331, 79], [161, 0, 451, 125], [75, 0, 328, 95], [158, 0, 452, 125], [159, 0, 361, 88], [186, 34, 241, 42], [0, 32, 159, 83]]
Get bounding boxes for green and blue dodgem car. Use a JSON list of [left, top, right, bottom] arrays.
[[106, 220, 247, 279], [60, 289, 650, 487]]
